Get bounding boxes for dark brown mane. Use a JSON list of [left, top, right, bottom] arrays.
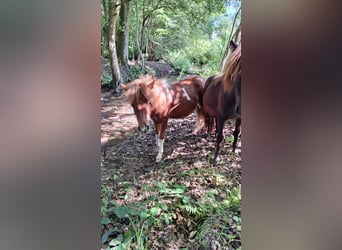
[[223, 43, 241, 92]]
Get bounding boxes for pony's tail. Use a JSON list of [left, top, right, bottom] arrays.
[[194, 81, 206, 134], [194, 104, 206, 134]]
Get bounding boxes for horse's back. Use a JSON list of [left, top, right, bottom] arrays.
[[168, 75, 204, 118], [177, 75, 204, 90]]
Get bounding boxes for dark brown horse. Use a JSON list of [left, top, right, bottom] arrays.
[[121, 75, 206, 162], [202, 41, 241, 164]]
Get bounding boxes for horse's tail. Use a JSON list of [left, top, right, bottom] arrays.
[[195, 103, 206, 134], [193, 77, 206, 133], [199, 75, 218, 132]]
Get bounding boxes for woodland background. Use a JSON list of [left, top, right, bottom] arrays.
[[101, 0, 241, 249], [101, 0, 241, 88]]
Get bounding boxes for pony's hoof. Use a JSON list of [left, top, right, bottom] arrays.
[[156, 154, 163, 163]]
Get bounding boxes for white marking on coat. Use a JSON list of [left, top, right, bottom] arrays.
[[182, 87, 191, 101], [155, 134, 160, 148], [156, 138, 164, 163]]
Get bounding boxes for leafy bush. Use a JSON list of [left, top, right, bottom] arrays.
[[168, 51, 191, 72], [186, 36, 224, 65], [166, 36, 225, 77]]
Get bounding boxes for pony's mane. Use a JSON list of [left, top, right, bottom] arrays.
[[223, 43, 241, 93], [125, 75, 168, 105]]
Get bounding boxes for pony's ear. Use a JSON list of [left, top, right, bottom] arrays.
[[229, 40, 238, 51], [146, 80, 155, 89], [120, 83, 129, 91]]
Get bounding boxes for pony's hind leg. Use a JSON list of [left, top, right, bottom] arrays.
[[206, 115, 212, 136], [232, 117, 241, 152], [214, 117, 224, 164], [206, 116, 215, 137], [155, 123, 161, 150]]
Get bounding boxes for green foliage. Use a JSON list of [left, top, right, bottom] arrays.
[[101, 0, 240, 80], [101, 74, 112, 86], [101, 163, 241, 249], [195, 186, 241, 249], [127, 65, 145, 80], [166, 34, 225, 77], [126, 65, 155, 82], [186, 41, 209, 65], [168, 51, 191, 72]]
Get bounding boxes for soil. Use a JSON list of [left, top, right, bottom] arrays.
[[145, 61, 177, 78], [101, 91, 241, 182]]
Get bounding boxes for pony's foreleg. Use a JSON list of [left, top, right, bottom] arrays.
[[156, 120, 167, 163], [154, 123, 161, 150], [232, 117, 241, 152], [214, 117, 224, 164]]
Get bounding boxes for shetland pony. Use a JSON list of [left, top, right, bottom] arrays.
[[202, 41, 241, 164], [121, 75, 205, 162]]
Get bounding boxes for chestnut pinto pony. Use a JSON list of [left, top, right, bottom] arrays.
[[121, 75, 205, 162], [202, 41, 241, 164]]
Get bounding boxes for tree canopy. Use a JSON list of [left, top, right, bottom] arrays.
[[101, 0, 241, 88]]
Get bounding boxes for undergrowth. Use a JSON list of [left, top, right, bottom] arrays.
[[167, 36, 224, 77], [101, 160, 241, 249]]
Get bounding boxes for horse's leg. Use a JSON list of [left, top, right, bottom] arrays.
[[206, 116, 215, 137], [214, 117, 218, 135], [214, 116, 224, 164], [156, 120, 168, 163], [232, 117, 241, 152], [207, 116, 212, 137], [155, 122, 161, 150]]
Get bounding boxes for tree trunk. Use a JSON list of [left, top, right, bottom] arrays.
[[140, 16, 149, 55], [108, 0, 121, 87], [139, 0, 162, 60], [117, 0, 130, 66], [101, 0, 109, 57]]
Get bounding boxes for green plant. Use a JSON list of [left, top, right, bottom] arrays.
[[168, 51, 191, 72], [101, 157, 241, 249], [195, 186, 241, 249]]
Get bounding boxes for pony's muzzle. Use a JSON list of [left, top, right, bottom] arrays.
[[138, 125, 149, 133]]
